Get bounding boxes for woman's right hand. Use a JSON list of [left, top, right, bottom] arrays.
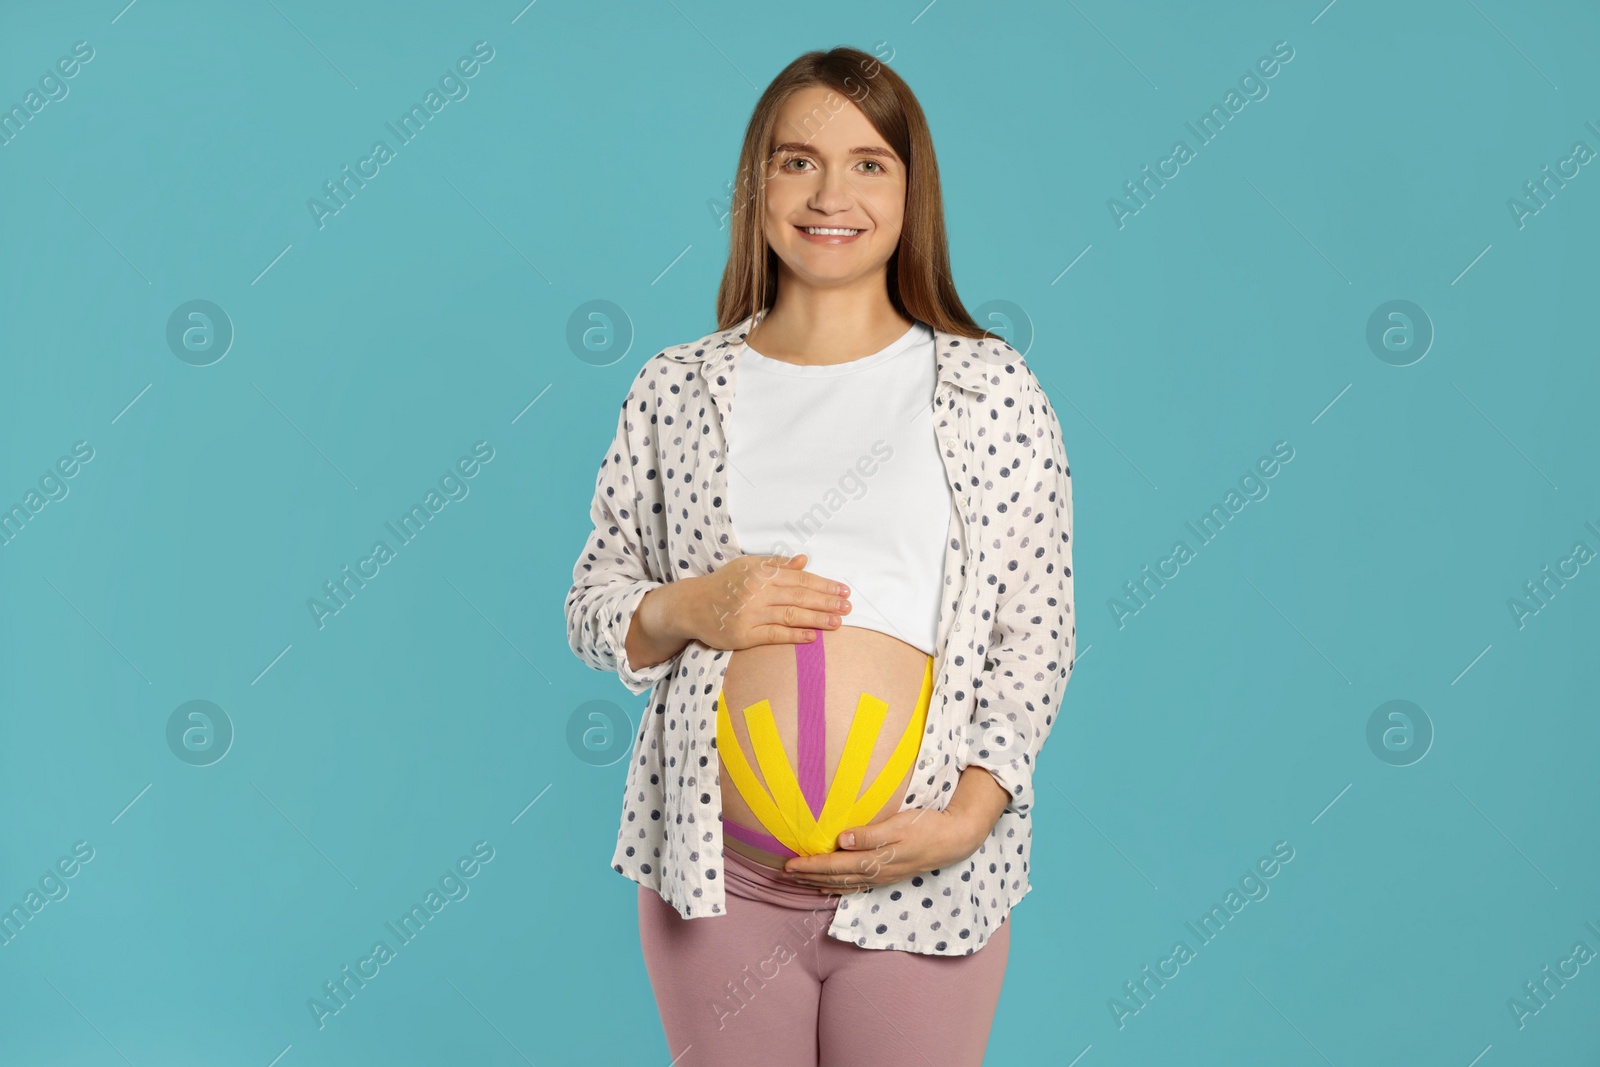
[[687, 553, 851, 651]]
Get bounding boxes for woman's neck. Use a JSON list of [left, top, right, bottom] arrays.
[[745, 286, 913, 366]]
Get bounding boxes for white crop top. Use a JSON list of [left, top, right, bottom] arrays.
[[726, 319, 951, 656]]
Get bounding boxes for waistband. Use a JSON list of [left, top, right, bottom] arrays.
[[722, 846, 843, 913]]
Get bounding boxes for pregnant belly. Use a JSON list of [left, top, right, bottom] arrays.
[[716, 625, 935, 870]]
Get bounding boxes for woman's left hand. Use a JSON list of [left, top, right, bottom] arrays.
[[778, 807, 988, 893]]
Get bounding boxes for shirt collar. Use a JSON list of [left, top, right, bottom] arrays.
[[662, 312, 992, 401]]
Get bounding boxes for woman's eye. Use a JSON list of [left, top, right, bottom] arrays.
[[776, 157, 886, 174]]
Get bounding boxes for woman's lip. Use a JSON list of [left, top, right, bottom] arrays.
[[794, 225, 865, 244]]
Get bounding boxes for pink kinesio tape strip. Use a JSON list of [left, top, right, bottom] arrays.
[[795, 636, 827, 818], [721, 815, 800, 857]]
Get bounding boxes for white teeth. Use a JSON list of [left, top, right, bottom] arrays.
[[804, 227, 861, 235]]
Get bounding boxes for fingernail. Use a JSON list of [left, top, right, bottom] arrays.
[[840, 832, 855, 848]]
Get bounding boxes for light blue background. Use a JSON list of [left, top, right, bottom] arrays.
[[2, 0, 1598, 1064]]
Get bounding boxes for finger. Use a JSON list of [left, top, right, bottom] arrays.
[[754, 604, 845, 645], [745, 558, 846, 616], [749, 556, 850, 611], [785, 565, 851, 599], [756, 567, 850, 615], [784, 852, 884, 878], [776, 583, 853, 618], [756, 624, 829, 646], [774, 601, 846, 631], [746, 601, 847, 643], [740, 554, 805, 586], [837, 823, 895, 851]]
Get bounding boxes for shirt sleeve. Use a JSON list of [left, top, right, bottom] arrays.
[[960, 362, 1075, 817], [563, 365, 678, 696]]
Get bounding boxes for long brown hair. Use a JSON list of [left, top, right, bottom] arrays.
[[714, 47, 987, 339]]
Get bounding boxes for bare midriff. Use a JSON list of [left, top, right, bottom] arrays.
[[716, 624, 934, 870]]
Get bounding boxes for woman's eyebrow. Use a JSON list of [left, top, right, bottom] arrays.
[[769, 141, 897, 160]]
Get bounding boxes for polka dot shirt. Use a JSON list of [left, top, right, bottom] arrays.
[[564, 313, 1075, 957]]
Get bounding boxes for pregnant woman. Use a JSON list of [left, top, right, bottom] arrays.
[[564, 47, 1075, 1066]]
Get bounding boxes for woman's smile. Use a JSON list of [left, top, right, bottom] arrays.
[[794, 224, 866, 245]]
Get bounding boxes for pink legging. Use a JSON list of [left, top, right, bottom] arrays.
[[637, 846, 1010, 1066]]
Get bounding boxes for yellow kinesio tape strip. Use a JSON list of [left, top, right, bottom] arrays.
[[742, 699, 829, 854], [716, 691, 807, 855], [717, 653, 938, 855], [846, 656, 934, 826], [816, 691, 889, 833]]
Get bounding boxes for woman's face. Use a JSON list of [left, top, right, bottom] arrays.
[[761, 85, 906, 291]]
